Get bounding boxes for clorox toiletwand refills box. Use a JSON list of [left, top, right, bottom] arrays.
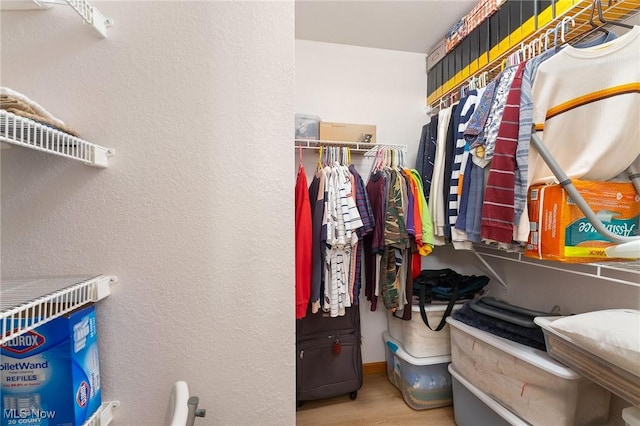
[[0, 305, 101, 426], [525, 180, 640, 263]]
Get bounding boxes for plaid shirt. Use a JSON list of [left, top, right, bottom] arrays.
[[349, 165, 374, 304]]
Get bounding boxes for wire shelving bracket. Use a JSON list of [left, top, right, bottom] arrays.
[[83, 401, 120, 426]]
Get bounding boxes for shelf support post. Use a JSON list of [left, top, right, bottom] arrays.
[[471, 249, 509, 291]]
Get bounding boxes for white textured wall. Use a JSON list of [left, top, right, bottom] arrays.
[[1, 2, 295, 425], [296, 39, 427, 165]]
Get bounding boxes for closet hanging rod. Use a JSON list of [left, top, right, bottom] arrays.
[[294, 139, 407, 157]]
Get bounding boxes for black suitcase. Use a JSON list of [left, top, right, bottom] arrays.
[[296, 304, 363, 407]]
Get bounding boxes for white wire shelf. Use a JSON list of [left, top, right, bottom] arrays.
[[294, 139, 407, 157], [473, 245, 640, 288], [64, 0, 113, 38], [0, 0, 112, 37], [0, 274, 117, 345], [83, 401, 119, 426], [0, 110, 114, 168]]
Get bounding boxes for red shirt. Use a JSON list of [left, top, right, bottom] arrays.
[[295, 165, 312, 319]]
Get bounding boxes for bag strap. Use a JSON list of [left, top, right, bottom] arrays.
[[418, 281, 459, 331]]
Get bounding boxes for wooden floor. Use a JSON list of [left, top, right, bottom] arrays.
[[296, 372, 456, 426]]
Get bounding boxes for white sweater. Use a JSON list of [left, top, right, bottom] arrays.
[[529, 25, 640, 185]]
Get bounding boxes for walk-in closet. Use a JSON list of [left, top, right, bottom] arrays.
[[1, 0, 638, 425], [294, 0, 639, 425]]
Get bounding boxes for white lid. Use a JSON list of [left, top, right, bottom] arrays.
[[622, 406, 640, 426], [294, 113, 321, 120], [446, 317, 582, 379], [382, 331, 451, 366], [448, 364, 531, 426]]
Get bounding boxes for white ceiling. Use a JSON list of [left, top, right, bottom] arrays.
[[295, 0, 477, 54]]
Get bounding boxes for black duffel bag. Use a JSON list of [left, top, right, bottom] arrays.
[[412, 268, 489, 331]]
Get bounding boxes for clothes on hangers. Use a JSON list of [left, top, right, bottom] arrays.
[[473, 66, 517, 167], [348, 164, 374, 305], [481, 61, 527, 243], [361, 150, 435, 314], [322, 163, 364, 317], [442, 102, 459, 241], [295, 163, 312, 319], [421, 23, 632, 252], [514, 28, 621, 242], [296, 146, 371, 318], [415, 114, 440, 204], [364, 169, 386, 312], [464, 78, 499, 145], [308, 169, 326, 314], [415, 124, 430, 186], [450, 89, 483, 250], [430, 106, 454, 246]]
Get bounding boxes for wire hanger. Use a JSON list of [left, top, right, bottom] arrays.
[[478, 71, 488, 88], [594, 0, 634, 29], [560, 16, 576, 43], [544, 27, 557, 51], [317, 146, 323, 170], [571, 0, 612, 45], [371, 148, 383, 173]]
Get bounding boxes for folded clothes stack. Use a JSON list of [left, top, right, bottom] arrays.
[[0, 86, 79, 136], [452, 298, 551, 351]]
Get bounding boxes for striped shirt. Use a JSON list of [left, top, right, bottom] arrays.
[[449, 90, 481, 248], [481, 62, 526, 243]]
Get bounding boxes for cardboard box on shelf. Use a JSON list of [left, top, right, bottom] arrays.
[[319, 122, 376, 143], [427, 40, 446, 71], [525, 180, 640, 263]]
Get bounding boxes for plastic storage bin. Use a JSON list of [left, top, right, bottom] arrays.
[[623, 406, 640, 426], [447, 317, 611, 426], [382, 331, 452, 410], [535, 316, 640, 407], [449, 364, 529, 426], [295, 114, 320, 140], [386, 303, 462, 358]]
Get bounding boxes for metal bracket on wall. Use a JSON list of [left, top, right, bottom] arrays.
[[471, 249, 510, 292]]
